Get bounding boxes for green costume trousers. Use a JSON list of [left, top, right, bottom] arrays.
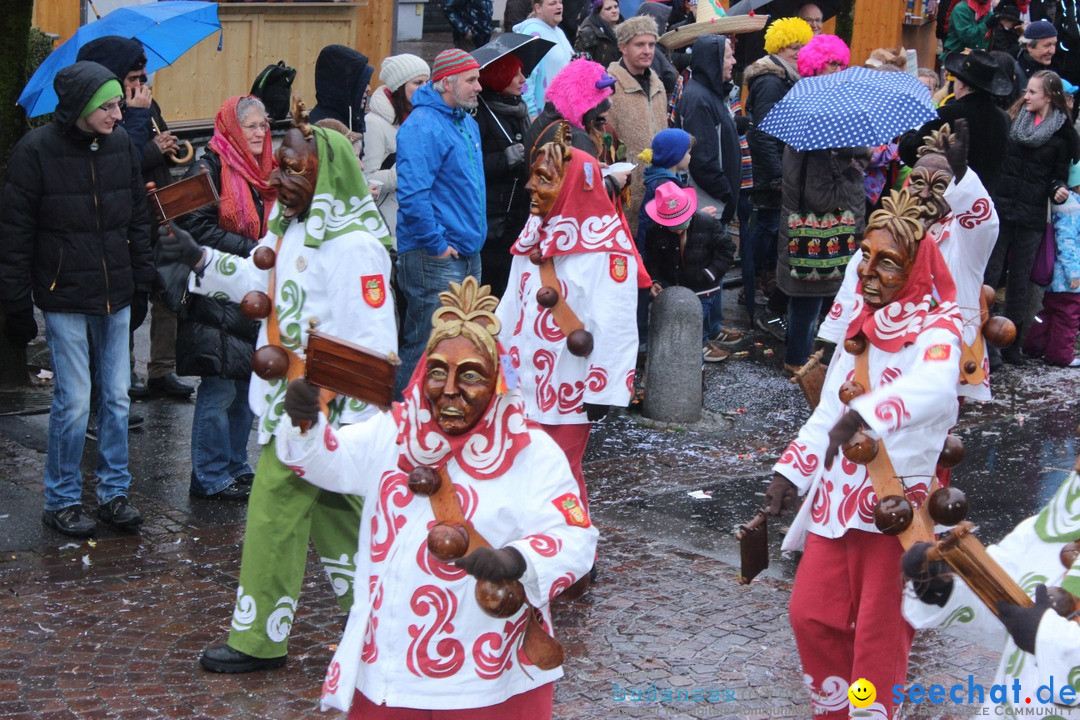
[[226, 438, 362, 658]]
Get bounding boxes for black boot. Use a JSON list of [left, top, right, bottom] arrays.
[[200, 644, 286, 674]]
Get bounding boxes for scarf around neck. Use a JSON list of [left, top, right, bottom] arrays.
[[267, 127, 391, 249], [208, 96, 278, 240], [1010, 107, 1067, 148], [965, 0, 991, 20], [846, 235, 963, 352]]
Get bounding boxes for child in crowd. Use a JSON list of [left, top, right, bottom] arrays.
[[644, 182, 738, 362], [636, 128, 693, 248], [1023, 163, 1080, 367]]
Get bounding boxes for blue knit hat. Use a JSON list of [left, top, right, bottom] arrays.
[[647, 128, 692, 168], [1024, 20, 1057, 40]]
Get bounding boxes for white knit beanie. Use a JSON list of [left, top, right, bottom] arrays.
[[379, 54, 431, 92]]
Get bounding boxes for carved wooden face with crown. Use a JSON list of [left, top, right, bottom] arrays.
[[526, 125, 574, 217], [424, 335, 497, 435], [271, 129, 318, 220]]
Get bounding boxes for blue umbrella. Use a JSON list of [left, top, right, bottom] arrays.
[[758, 66, 938, 152], [19, 1, 221, 117]]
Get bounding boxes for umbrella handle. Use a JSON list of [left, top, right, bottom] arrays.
[[169, 140, 195, 165]]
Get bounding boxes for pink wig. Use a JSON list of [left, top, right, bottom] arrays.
[[797, 34, 851, 77], [545, 58, 615, 128]]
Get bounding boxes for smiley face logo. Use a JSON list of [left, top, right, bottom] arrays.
[[848, 678, 876, 708]]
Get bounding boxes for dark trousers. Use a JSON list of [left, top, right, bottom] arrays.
[[984, 222, 1045, 340], [1023, 291, 1080, 365], [741, 207, 779, 319], [785, 295, 825, 366]]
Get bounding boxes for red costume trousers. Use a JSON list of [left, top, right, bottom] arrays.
[[348, 683, 553, 719], [1023, 291, 1080, 366], [539, 422, 592, 509], [789, 530, 914, 720]]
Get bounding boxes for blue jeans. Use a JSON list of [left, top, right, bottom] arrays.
[[190, 376, 254, 496], [43, 308, 132, 511], [741, 207, 780, 318], [700, 290, 724, 344], [786, 295, 825, 366], [395, 250, 482, 396]]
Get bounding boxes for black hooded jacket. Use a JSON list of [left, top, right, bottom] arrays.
[[308, 45, 374, 133], [676, 35, 741, 223], [0, 61, 153, 315]]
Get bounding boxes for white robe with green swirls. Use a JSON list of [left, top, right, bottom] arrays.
[[903, 470, 1080, 717]]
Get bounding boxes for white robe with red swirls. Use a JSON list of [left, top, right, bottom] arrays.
[[773, 323, 962, 551], [275, 394, 597, 712], [496, 221, 640, 425], [818, 170, 998, 401]]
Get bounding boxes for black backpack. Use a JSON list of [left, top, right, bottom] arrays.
[[250, 61, 296, 120]]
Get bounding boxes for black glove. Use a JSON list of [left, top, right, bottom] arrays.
[[998, 583, 1052, 654], [284, 378, 320, 425], [3, 306, 37, 347], [824, 410, 864, 470], [765, 473, 798, 517], [503, 143, 525, 171], [157, 225, 204, 269], [455, 546, 527, 581], [583, 402, 609, 422], [902, 542, 954, 607], [943, 118, 968, 182]]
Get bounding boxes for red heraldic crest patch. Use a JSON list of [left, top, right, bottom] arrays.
[[552, 492, 591, 527], [609, 255, 628, 283], [362, 275, 387, 308], [923, 344, 951, 362]]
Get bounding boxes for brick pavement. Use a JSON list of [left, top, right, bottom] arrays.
[[0, 504, 1000, 720]]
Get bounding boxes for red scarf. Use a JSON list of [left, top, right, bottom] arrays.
[[846, 236, 963, 352], [511, 147, 652, 288], [208, 96, 277, 240], [966, 0, 991, 20], [393, 349, 533, 480]]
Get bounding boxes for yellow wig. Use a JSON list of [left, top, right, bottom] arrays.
[[764, 17, 813, 55]]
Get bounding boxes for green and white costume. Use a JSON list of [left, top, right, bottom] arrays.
[[187, 128, 397, 658], [903, 470, 1080, 716]]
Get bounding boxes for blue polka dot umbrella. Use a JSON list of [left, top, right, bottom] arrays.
[[757, 66, 938, 152]]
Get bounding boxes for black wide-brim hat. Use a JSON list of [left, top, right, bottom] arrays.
[[943, 49, 1013, 97], [986, 4, 1022, 27]]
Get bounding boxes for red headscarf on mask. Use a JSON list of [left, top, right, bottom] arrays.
[[208, 95, 278, 240], [846, 235, 964, 352]]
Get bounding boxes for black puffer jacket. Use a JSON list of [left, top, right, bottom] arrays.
[[0, 61, 152, 315], [995, 111, 1079, 230], [744, 54, 799, 208], [644, 210, 735, 293], [174, 149, 261, 380], [476, 90, 532, 298], [308, 45, 373, 133], [677, 35, 742, 223], [574, 13, 621, 68]]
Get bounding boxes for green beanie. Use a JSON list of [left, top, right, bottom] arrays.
[[80, 79, 123, 118]]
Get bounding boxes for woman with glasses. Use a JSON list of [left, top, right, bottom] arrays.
[[174, 96, 277, 500]]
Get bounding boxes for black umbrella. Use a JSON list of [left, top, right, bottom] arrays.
[[727, 0, 843, 22], [471, 32, 556, 77]]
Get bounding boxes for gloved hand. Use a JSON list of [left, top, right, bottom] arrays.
[[503, 143, 525, 171], [4, 306, 37, 347], [813, 339, 836, 366], [765, 473, 798, 517], [824, 410, 864, 470], [902, 542, 954, 607], [284, 378, 320, 426], [157, 225, 204, 269], [998, 583, 1053, 654], [455, 546, 527, 581], [943, 117, 968, 182], [583, 402, 609, 422]]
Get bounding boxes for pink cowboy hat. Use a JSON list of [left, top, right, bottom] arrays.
[[646, 181, 697, 227]]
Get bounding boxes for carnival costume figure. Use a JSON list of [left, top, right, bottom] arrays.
[[819, 121, 999, 402], [275, 277, 597, 718], [160, 108, 396, 672], [766, 189, 965, 719], [495, 125, 647, 505], [902, 463, 1080, 715]]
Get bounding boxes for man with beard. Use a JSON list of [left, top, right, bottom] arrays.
[[159, 106, 396, 673], [820, 121, 1000, 403], [274, 277, 597, 718], [764, 189, 964, 719], [395, 49, 486, 397]]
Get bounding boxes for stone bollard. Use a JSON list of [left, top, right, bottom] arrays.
[[643, 286, 703, 423]]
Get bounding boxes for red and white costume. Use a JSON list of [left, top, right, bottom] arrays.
[[774, 238, 964, 720], [819, 169, 998, 401], [276, 373, 597, 716], [496, 149, 646, 499]]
